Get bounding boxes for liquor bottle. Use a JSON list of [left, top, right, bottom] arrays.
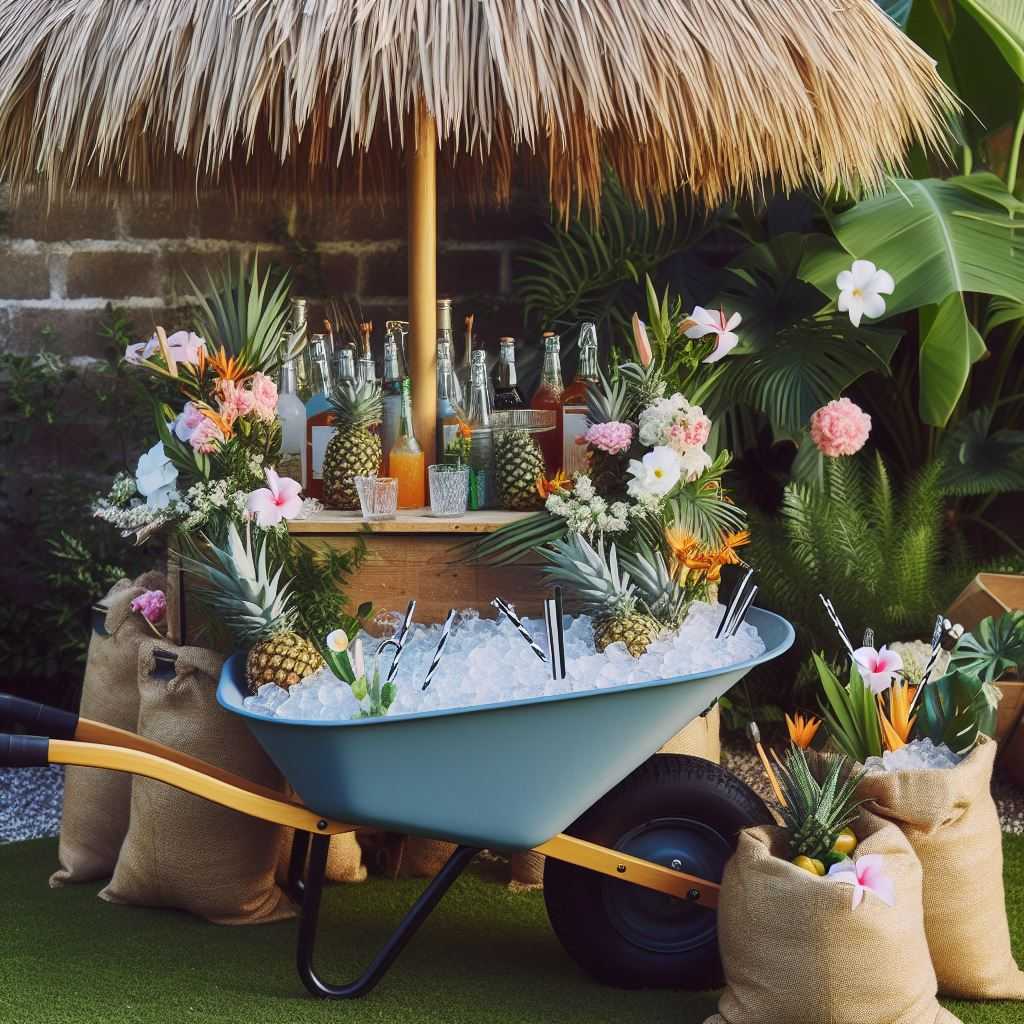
[[456, 313, 475, 402], [436, 351, 462, 460], [275, 357, 306, 487], [303, 333, 335, 501], [356, 321, 377, 385], [560, 322, 599, 475], [466, 350, 497, 509], [335, 345, 357, 387], [380, 333, 405, 472], [436, 298, 462, 409], [389, 378, 426, 509], [530, 331, 565, 474], [285, 297, 309, 396], [493, 336, 524, 410]]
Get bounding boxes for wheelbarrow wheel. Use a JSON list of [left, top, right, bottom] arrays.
[[543, 753, 772, 990]]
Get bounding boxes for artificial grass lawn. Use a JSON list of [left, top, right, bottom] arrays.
[[0, 837, 1021, 1024]]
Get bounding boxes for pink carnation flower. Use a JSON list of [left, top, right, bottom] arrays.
[[584, 421, 633, 454], [666, 413, 710, 452], [189, 415, 225, 453], [217, 379, 256, 425], [131, 589, 167, 624], [809, 398, 871, 458], [249, 372, 278, 421]]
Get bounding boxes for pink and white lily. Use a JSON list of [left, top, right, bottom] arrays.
[[828, 854, 895, 909], [685, 306, 742, 363], [852, 644, 904, 695], [632, 313, 654, 367], [245, 468, 303, 527]]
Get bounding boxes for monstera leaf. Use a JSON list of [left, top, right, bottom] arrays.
[[939, 407, 1024, 495], [949, 611, 1024, 683], [712, 234, 901, 439]]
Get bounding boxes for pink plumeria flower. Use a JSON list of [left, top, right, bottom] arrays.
[[852, 644, 903, 695], [685, 306, 742, 363], [828, 854, 895, 910], [836, 260, 894, 328], [245, 467, 303, 527], [631, 313, 654, 367]]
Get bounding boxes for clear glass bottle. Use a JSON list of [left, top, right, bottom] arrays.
[[530, 331, 565, 474], [305, 334, 334, 416], [436, 351, 462, 460], [456, 313, 475, 402], [436, 298, 463, 409], [493, 336, 524, 410], [275, 358, 306, 487], [560, 322, 599, 475], [380, 334, 405, 473], [304, 334, 335, 501], [335, 346, 357, 387], [466, 350, 497, 509], [389, 378, 426, 509], [285, 297, 309, 396]]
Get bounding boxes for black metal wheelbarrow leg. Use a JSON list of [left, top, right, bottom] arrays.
[[296, 835, 480, 999]]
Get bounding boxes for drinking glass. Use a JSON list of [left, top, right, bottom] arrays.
[[354, 475, 399, 521], [428, 464, 469, 517]]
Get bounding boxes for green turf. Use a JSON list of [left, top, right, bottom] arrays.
[[0, 837, 1021, 1024]]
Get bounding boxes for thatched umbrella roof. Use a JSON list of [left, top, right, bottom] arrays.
[[0, 0, 953, 213]]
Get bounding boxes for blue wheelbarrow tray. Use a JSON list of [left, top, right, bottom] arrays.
[[218, 607, 794, 850]]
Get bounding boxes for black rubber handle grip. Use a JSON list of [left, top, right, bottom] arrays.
[[0, 733, 50, 768], [0, 694, 78, 739]]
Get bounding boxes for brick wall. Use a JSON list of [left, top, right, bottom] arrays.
[[0, 186, 547, 359]]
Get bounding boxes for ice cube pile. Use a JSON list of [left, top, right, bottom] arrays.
[[864, 737, 961, 773], [243, 601, 766, 722]]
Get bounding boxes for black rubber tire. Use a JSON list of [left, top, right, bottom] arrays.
[[543, 753, 773, 990]]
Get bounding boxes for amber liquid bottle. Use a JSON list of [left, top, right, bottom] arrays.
[[530, 331, 565, 474], [560, 322, 598, 476], [389, 378, 426, 508]]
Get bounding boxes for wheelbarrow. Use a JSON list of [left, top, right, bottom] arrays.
[[0, 607, 792, 998]]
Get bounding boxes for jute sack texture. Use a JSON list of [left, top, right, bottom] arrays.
[[100, 640, 293, 924], [857, 735, 1024, 999], [706, 810, 960, 1024], [50, 570, 166, 887]]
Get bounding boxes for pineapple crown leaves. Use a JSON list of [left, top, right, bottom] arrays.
[[618, 538, 687, 627], [541, 533, 639, 618], [328, 378, 384, 428], [587, 363, 636, 427], [776, 747, 867, 855], [181, 522, 297, 645]]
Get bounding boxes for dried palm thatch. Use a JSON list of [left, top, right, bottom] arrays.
[[0, 0, 954, 213]]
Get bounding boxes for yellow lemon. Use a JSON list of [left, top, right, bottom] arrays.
[[832, 827, 858, 857], [791, 855, 826, 876]]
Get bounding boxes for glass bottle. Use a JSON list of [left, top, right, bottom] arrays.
[[466, 350, 497, 509], [436, 352, 462, 460], [530, 331, 565, 474], [493, 336, 524, 410], [285, 297, 309, 397], [304, 334, 335, 501], [380, 334, 405, 473], [456, 313, 475, 402], [436, 298, 462, 409], [389, 378, 426, 509], [275, 358, 306, 487], [335, 346, 357, 387], [560, 322, 599, 475]]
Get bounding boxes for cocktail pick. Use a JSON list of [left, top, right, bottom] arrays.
[[491, 597, 547, 662], [940, 617, 964, 651], [422, 608, 457, 691], [386, 600, 416, 683], [908, 614, 945, 715], [544, 592, 566, 682], [728, 584, 759, 637], [818, 594, 855, 657], [746, 721, 786, 807], [717, 567, 754, 639]]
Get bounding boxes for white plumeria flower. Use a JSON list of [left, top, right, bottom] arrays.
[[325, 630, 349, 654], [685, 306, 742, 363], [626, 445, 682, 498], [836, 260, 895, 327], [677, 445, 713, 482]]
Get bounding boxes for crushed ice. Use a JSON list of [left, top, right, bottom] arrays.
[[864, 737, 961, 773], [243, 601, 766, 722]]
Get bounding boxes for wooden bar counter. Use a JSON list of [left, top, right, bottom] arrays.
[[288, 509, 548, 624]]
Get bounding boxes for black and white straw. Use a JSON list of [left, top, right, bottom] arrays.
[[818, 594, 855, 657], [491, 597, 547, 662], [717, 567, 755, 639], [909, 614, 945, 714], [386, 599, 417, 683], [544, 590, 567, 681], [422, 608, 457, 691], [728, 584, 759, 637]]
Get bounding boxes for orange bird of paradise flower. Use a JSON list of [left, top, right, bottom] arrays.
[[878, 681, 917, 752], [665, 528, 750, 583], [536, 470, 571, 499], [786, 712, 822, 749]]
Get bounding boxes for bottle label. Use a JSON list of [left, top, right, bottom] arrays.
[[562, 406, 589, 476], [311, 425, 334, 480]]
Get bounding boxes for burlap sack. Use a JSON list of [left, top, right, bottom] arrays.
[[857, 736, 1024, 999], [275, 826, 368, 885], [401, 837, 458, 877], [50, 570, 166, 887], [707, 810, 959, 1024], [508, 850, 544, 891], [100, 640, 293, 925]]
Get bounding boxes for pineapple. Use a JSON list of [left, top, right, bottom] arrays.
[[322, 380, 383, 510], [619, 538, 690, 628], [542, 534, 663, 657], [776, 747, 866, 862], [495, 429, 545, 510], [586, 367, 635, 495], [183, 524, 323, 693]]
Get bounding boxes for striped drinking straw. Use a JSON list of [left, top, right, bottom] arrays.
[[385, 599, 417, 683], [422, 608, 457, 691], [908, 614, 945, 715], [818, 594, 855, 657], [717, 567, 754, 639], [491, 597, 547, 662]]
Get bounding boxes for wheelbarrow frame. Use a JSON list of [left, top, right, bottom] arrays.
[[0, 694, 722, 999]]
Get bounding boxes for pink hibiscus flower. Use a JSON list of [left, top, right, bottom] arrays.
[[852, 644, 903, 694], [685, 306, 742, 363], [246, 467, 303, 527]]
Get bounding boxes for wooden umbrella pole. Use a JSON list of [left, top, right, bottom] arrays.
[[408, 96, 438, 468]]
